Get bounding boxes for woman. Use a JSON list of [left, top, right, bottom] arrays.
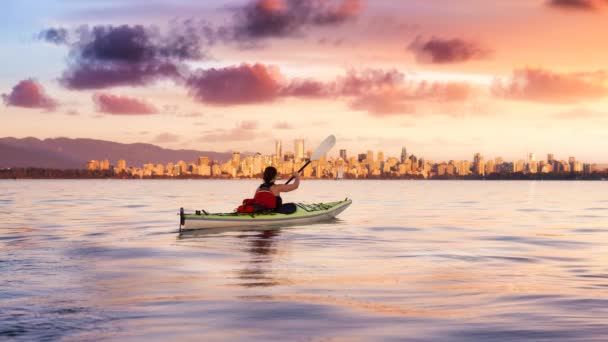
[[253, 166, 299, 214]]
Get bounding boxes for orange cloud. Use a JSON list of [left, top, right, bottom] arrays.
[[492, 68, 608, 103]]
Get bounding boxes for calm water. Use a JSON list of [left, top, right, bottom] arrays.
[[1, 180, 608, 341]]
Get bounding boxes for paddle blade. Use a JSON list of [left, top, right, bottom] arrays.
[[311, 135, 336, 160]]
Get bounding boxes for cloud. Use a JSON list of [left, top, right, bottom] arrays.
[[2, 79, 57, 110], [186, 64, 474, 116], [152, 132, 180, 143], [232, 0, 362, 40], [186, 63, 283, 105], [281, 79, 332, 97], [554, 107, 605, 119], [547, 0, 608, 11], [408, 36, 491, 64], [238, 120, 259, 129], [198, 123, 258, 142], [62, 62, 181, 90], [349, 89, 416, 116], [492, 68, 608, 103], [336, 69, 473, 115], [49, 23, 211, 89], [38, 28, 69, 44], [273, 121, 294, 129], [93, 93, 157, 115]]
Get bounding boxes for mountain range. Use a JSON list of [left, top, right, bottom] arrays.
[[0, 137, 235, 169]]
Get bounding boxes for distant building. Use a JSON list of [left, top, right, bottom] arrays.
[[294, 139, 305, 161], [117, 159, 127, 171], [86, 160, 100, 171], [339, 149, 347, 161], [401, 147, 408, 163], [100, 159, 110, 170], [275, 140, 282, 159]]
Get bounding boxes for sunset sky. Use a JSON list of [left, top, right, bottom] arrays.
[[1, 0, 607, 162]]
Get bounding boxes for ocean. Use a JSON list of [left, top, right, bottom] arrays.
[[1, 180, 608, 341]]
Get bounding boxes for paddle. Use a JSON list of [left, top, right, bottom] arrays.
[[285, 135, 336, 185]]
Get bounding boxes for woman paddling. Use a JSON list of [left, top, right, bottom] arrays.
[[252, 166, 299, 214]]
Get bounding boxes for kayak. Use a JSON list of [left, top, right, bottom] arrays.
[[179, 199, 352, 231]]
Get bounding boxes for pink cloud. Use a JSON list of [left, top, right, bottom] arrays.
[[93, 93, 158, 115], [492, 68, 608, 103], [2, 79, 57, 110], [187, 63, 283, 105]]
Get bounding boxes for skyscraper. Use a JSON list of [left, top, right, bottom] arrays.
[[275, 140, 282, 159], [117, 159, 127, 171], [547, 154, 555, 163], [401, 147, 408, 163], [339, 149, 347, 161], [528, 153, 536, 162], [198, 157, 209, 166], [366, 150, 374, 165], [294, 139, 305, 160]]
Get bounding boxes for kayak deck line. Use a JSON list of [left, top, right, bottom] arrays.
[[179, 198, 352, 231]]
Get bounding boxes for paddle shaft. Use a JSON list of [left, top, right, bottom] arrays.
[[285, 160, 311, 185]]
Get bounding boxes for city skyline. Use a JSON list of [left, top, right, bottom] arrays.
[[1, 1, 608, 163], [77, 137, 605, 179]]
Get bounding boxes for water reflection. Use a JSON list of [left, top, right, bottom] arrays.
[[236, 229, 283, 288], [179, 227, 285, 288]]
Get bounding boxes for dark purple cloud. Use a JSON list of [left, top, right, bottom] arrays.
[[2, 79, 57, 110], [187, 63, 283, 105], [492, 68, 608, 103], [62, 62, 180, 90], [93, 93, 157, 115], [548, 0, 608, 11], [408, 36, 491, 64], [233, 0, 362, 39], [47, 23, 211, 89]]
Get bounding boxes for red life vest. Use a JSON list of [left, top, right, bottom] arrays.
[[253, 189, 277, 209], [236, 183, 281, 213]]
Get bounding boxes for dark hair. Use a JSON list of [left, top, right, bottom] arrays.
[[263, 166, 277, 183]]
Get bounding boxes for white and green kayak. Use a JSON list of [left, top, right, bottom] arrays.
[[179, 199, 352, 231]]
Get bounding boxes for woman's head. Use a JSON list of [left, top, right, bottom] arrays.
[[263, 166, 278, 183]]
